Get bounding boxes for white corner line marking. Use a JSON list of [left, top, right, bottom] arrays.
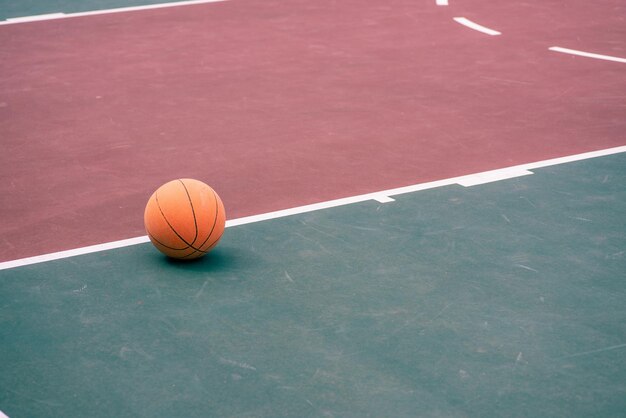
[[453, 17, 501, 36], [0, 0, 226, 25], [549, 46, 626, 64], [1, 145, 625, 271], [436, 0, 449, 6], [0, 409, 10, 418]]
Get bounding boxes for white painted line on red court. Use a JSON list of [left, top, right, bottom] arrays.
[[453, 17, 501, 35], [0, 237, 151, 270], [1, 145, 625, 271], [457, 168, 534, 187], [436, 0, 449, 6], [6, 12, 65, 22], [549, 47, 626, 64], [0, 0, 226, 25]]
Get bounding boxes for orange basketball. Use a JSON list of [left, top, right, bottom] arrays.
[[144, 179, 226, 259]]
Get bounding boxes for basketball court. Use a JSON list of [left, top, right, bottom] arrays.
[[1, 0, 625, 416]]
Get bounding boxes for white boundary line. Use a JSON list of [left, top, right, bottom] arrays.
[[0, 0, 226, 25], [457, 168, 533, 187], [549, 46, 626, 64], [453, 17, 501, 36], [436, 0, 449, 6], [1, 145, 625, 271], [5, 12, 66, 23]]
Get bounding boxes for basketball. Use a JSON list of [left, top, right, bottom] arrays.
[[144, 179, 226, 259]]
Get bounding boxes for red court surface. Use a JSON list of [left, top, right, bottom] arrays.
[[1, 0, 625, 262]]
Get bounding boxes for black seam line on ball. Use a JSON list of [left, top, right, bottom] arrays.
[[155, 191, 204, 253], [183, 189, 220, 257], [178, 179, 199, 246], [147, 230, 190, 251]]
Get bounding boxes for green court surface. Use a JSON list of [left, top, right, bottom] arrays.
[[1, 154, 625, 417], [0, 0, 197, 20]]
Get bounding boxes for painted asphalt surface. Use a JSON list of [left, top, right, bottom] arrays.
[[0, 4, 625, 414], [1, 0, 625, 262], [1, 152, 625, 417]]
